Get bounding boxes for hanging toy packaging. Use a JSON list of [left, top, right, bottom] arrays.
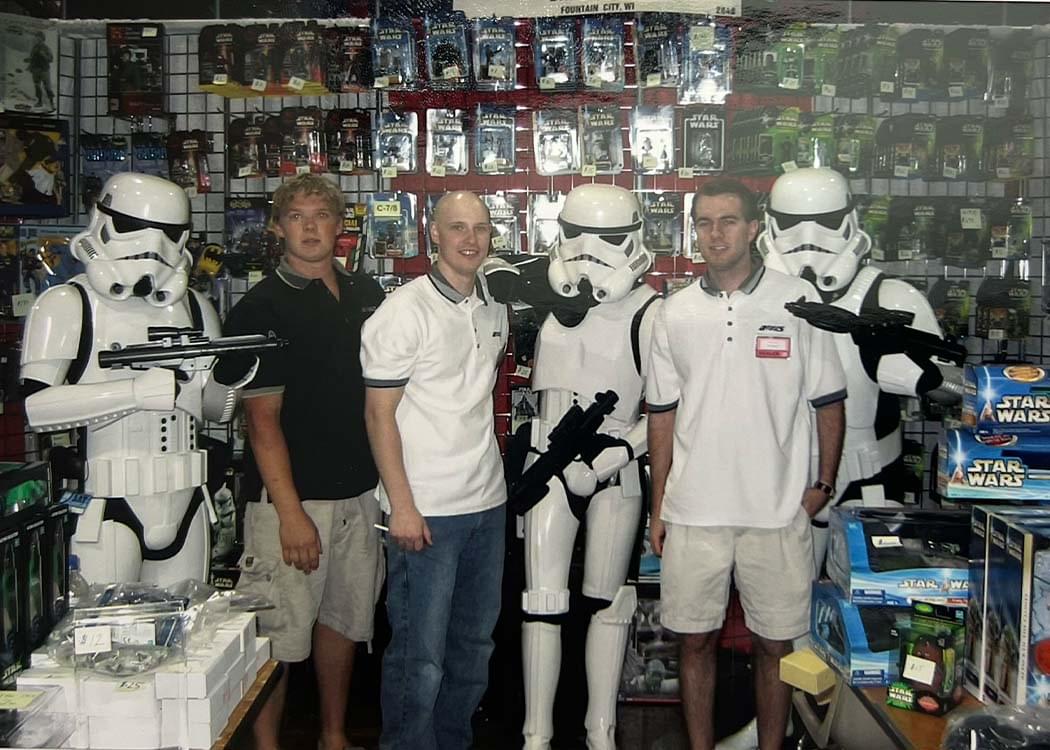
[[278, 21, 325, 94], [943, 28, 989, 99], [581, 17, 624, 92], [426, 109, 468, 177], [678, 18, 731, 105], [166, 130, 211, 195], [534, 18, 577, 92], [927, 279, 971, 342], [580, 105, 623, 176], [473, 18, 516, 92], [475, 105, 516, 175], [326, 109, 372, 175], [376, 110, 418, 175], [636, 14, 681, 89], [107, 23, 165, 116], [682, 106, 724, 173], [641, 192, 683, 256], [326, 25, 372, 93], [482, 193, 521, 256], [131, 131, 167, 180], [631, 105, 675, 175], [242, 24, 279, 92], [372, 17, 417, 91], [367, 192, 418, 259], [228, 116, 265, 179], [198, 25, 242, 94], [975, 277, 1031, 341], [528, 193, 566, 256], [426, 13, 471, 90], [533, 109, 579, 176], [279, 106, 326, 175]]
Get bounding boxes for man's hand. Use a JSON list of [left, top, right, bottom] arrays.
[[801, 487, 830, 519], [390, 505, 432, 552], [649, 516, 667, 557], [278, 508, 323, 573]]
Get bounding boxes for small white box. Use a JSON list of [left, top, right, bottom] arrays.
[[155, 628, 240, 699], [17, 667, 78, 712], [186, 718, 224, 749], [29, 648, 60, 669], [186, 674, 229, 726], [255, 636, 271, 664], [225, 651, 247, 689], [88, 714, 163, 749], [217, 612, 257, 661], [160, 699, 187, 748], [67, 716, 90, 749], [80, 673, 160, 718]]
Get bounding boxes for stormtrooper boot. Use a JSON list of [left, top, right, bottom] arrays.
[[522, 621, 561, 750], [584, 586, 637, 750]]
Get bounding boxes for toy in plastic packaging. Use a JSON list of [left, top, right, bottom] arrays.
[[81, 133, 129, 212], [636, 14, 680, 89], [0, 525, 21, 685], [928, 279, 971, 342], [474, 105, 515, 175], [885, 197, 940, 263], [987, 30, 1032, 110], [678, 19, 731, 105], [727, 107, 800, 175], [941, 199, 990, 268], [325, 25, 372, 93], [262, 114, 284, 178], [532, 109, 579, 177], [681, 106, 724, 173], [473, 17, 516, 91], [935, 115, 984, 181], [228, 116, 265, 179], [372, 17, 417, 91], [225, 197, 277, 277], [0, 15, 57, 114], [278, 21, 324, 93], [581, 17, 624, 92], [426, 13, 471, 89], [19, 224, 85, 294], [482, 193, 520, 256], [641, 192, 683, 256], [886, 600, 965, 716], [943, 28, 989, 99], [796, 111, 836, 170], [942, 705, 1050, 750], [856, 195, 891, 262], [833, 114, 876, 178], [426, 109, 467, 177], [106, 23, 164, 116], [580, 105, 622, 176], [975, 276, 1030, 340], [376, 110, 418, 174], [242, 24, 279, 91], [683, 192, 700, 259], [631, 105, 674, 175], [166, 130, 211, 195], [281, 106, 326, 175], [534, 18, 577, 92], [985, 116, 1034, 181], [528, 192, 566, 256], [895, 28, 943, 101], [988, 198, 1032, 261], [874, 114, 936, 180], [198, 24, 241, 94], [0, 686, 73, 747], [773, 22, 807, 92], [326, 108, 372, 175], [67, 602, 187, 676], [130, 130, 167, 180], [366, 192, 418, 259], [807, 26, 840, 96]]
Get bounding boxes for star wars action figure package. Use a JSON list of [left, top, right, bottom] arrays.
[[928, 278, 971, 341], [242, 24, 279, 92], [975, 277, 1030, 341], [827, 507, 970, 607], [886, 600, 965, 715], [376, 109, 418, 175], [325, 25, 372, 93], [107, 23, 165, 117], [475, 105, 515, 175], [473, 17, 516, 92], [131, 131, 167, 180], [988, 198, 1032, 261], [482, 193, 520, 256], [198, 25, 242, 95], [528, 192, 566, 256], [873, 114, 936, 180], [641, 192, 683, 256], [678, 18, 731, 105], [727, 107, 800, 175], [985, 116, 1034, 181], [636, 13, 680, 90], [533, 109, 579, 176], [895, 28, 943, 102], [81, 133, 129, 212], [938, 429, 1050, 501], [166, 130, 211, 195], [579, 104, 622, 176], [372, 17, 417, 91], [944, 27, 989, 100], [426, 109, 468, 177], [367, 192, 418, 259], [278, 21, 325, 94], [630, 105, 674, 175], [581, 17, 624, 92], [0, 14, 57, 113], [279, 106, 326, 175], [987, 30, 1032, 111], [228, 116, 265, 179], [326, 108, 372, 175], [833, 113, 876, 178], [795, 111, 836, 170], [681, 106, 724, 173], [940, 198, 990, 268], [963, 364, 1050, 436], [534, 18, 577, 92], [807, 25, 841, 96], [935, 115, 985, 182], [426, 13, 471, 90]]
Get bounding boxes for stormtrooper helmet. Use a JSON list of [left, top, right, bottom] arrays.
[[548, 184, 652, 303], [72, 173, 193, 306], [757, 167, 871, 293]]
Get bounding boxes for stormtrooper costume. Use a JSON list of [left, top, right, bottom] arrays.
[[502, 184, 661, 750], [20, 173, 254, 586]]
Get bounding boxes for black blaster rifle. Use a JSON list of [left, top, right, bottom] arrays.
[[509, 390, 619, 516], [784, 298, 967, 366], [98, 329, 287, 371]]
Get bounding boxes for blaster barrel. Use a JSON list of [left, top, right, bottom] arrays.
[[98, 333, 286, 369]]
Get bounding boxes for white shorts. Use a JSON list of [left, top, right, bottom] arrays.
[[660, 507, 814, 641]]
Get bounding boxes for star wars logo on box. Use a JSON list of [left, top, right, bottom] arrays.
[[475, 105, 515, 174], [580, 105, 622, 175], [636, 14, 681, 89], [473, 18, 515, 91], [482, 193, 520, 255], [641, 192, 683, 256], [963, 364, 1050, 434], [939, 429, 1050, 500], [682, 106, 724, 172], [107, 23, 164, 117]]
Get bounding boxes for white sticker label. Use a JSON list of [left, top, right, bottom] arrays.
[[381, 166, 398, 178], [949, 85, 964, 98], [989, 329, 1005, 340], [374, 201, 401, 218], [902, 654, 937, 686], [646, 73, 663, 87], [374, 76, 389, 88], [872, 535, 903, 549], [690, 26, 715, 50], [491, 235, 507, 249], [296, 165, 310, 175], [580, 164, 597, 177], [481, 161, 498, 173], [237, 165, 254, 177], [0, 691, 42, 710], [992, 246, 1008, 259], [487, 64, 506, 80], [212, 74, 228, 86], [871, 248, 886, 261], [781, 161, 798, 172], [251, 79, 267, 92], [443, 65, 461, 80], [539, 76, 556, 90], [780, 77, 800, 90], [74, 625, 112, 655], [898, 248, 913, 260], [339, 160, 355, 173], [943, 166, 959, 179], [116, 681, 145, 693], [960, 208, 983, 230], [900, 86, 916, 100], [642, 155, 658, 169], [821, 84, 837, 97], [586, 74, 604, 88], [894, 166, 911, 178], [677, 167, 695, 179], [113, 623, 155, 646], [880, 81, 895, 94], [431, 164, 446, 177], [992, 96, 1009, 108], [514, 364, 533, 379], [11, 293, 35, 317], [142, 27, 157, 38], [288, 76, 306, 91], [996, 167, 1013, 179], [248, 270, 263, 286]]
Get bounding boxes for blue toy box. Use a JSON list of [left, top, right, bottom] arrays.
[[938, 429, 1050, 501], [963, 363, 1050, 435]]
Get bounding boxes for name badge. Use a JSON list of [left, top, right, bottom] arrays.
[[755, 336, 791, 359]]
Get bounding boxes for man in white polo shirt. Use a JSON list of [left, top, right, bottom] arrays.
[[647, 178, 846, 750], [361, 190, 508, 750]]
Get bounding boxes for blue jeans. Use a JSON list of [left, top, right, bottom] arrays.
[[380, 504, 506, 750]]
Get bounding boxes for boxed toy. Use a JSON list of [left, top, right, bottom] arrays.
[[939, 429, 1050, 501], [886, 600, 966, 715], [827, 507, 969, 607], [963, 364, 1050, 435], [810, 581, 909, 687], [106, 24, 165, 117]]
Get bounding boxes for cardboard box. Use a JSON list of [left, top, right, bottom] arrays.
[[963, 363, 1050, 434], [80, 673, 160, 718], [88, 713, 163, 749], [939, 429, 1050, 500], [154, 627, 240, 699], [217, 611, 256, 663], [887, 600, 966, 716], [827, 507, 970, 606]]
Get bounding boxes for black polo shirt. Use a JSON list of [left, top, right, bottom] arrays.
[[223, 258, 385, 501]]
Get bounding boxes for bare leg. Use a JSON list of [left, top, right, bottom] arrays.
[[752, 634, 792, 750], [315, 622, 357, 750], [253, 663, 289, 750], [680, 631, 719, 750]]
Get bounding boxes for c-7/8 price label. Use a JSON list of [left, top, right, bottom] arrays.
[[374, 201, 402, 218]]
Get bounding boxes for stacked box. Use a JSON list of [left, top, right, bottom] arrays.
[[886, 600, 967, 715]]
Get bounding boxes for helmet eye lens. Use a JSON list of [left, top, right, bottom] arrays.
[[111, 214, 151, 235], [163, 228, 184, 243], [600, 234, 626, 246], [562, 226, 582, 240], [770, 208, 850, 232]]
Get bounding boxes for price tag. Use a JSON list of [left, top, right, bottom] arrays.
[[880, 81, 895, 94], [288, 76, 306, 91], [185, 187, 198, 198], [960, 208, 983, 230], [51, 432, 71, 448], [381, 166, 398, 178], [949, 85, 964, 98], [74, 625, 112, 655], [251, 79, 267, 92], [212, 74, 228, 86], [781, 160, 798, 172], [872, 535, 903, 548], [374, 76, 389, 88], [642, 155, 658, 170], [0, 691, 42, 710], [296, 165, 310, 175], [443, 65, 461, 80], [902, 654, 937, 686], [491, 235, 507, 250], [487, 64, 506, 80], [901, 86, 917, 100], [374, 201, 402, 218], [943, 166, 958, 179], [248, 270, 263, 286], [539, 76, 556, 90], [780, 77, 800, 90], [142, 27, 157, 38], [116, 681, 146, 693], [821, 83, 837, 97], [992, 96, 1009, 108], [898, 248, 914, 260], [113, 623, 155, 646], [237, 165, 254, 177], [339, 160, 355, 173], [11, 293, 35, 317], [992, 246, 1008, 259], [677, 167, 695, 179], [580, 164, 597, 177], [871, 248, 886, 261], [431, 164, 446, 177], [481, 161, 498, 173], [989, 329, 1005, 340], [996, 167, 1013, 179], [689, 25, 715, 50], [586, 74, 604, 88], [893, 166, 911, 178], [514, 364, 533, 379], [646, 73, 663, 87]]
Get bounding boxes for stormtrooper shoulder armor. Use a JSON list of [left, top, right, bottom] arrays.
[[877, 277, 944, 338], [21, 283, 85, 386]]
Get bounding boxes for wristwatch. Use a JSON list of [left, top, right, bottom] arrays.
[[812, 480, 835, 496]]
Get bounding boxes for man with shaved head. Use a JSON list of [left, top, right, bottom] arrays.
[[362, 190, 509, 750]]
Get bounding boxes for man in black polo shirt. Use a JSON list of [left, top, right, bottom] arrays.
[[225, 174, 385, 750]]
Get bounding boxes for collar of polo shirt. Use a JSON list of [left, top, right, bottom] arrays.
[[275, 257, 352, 289], [699, 264, 765, 296], [428, 265, 488, 305]]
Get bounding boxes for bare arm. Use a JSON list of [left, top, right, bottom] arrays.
[[364, 385, 431, 551], [242, 393, 322, 572], [801, 399, 846, 518], [647, 408, 676, 556]]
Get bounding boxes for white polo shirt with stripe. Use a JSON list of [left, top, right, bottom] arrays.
[[646, 265, 847, 529], [361, 269, 509, 517]]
